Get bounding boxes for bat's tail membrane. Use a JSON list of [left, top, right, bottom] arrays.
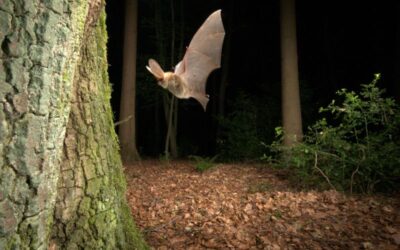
[[193, 94, 209, 111]]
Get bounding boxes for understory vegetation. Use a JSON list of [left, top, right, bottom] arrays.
[[266, 74, 400, 193], [189, 155, 218, 172], [217, 92, 265, 161]]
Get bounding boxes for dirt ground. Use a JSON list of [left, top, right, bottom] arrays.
[[125, 160, 400, 250]]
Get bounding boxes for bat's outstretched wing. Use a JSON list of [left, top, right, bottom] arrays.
[[176, 10, 225, 110]]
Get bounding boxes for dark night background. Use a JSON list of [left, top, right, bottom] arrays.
[[105, 0, 400, 158]]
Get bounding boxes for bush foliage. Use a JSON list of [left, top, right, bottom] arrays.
[[217, 92, 264, 161], [268, 74, 400, 193], [189, 155, 218, 172]]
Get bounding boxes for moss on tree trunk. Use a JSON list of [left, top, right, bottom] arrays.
[[50, 4, 147, 250], [0, 0, 147, 249]]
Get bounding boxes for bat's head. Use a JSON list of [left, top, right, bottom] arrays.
[[162, 72, 178, 89], [157, 80, 167, 88]]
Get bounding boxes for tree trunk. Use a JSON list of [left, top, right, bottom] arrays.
[[0, 1, 90, 248], [166, 0, 179, 158], [394, 2, 400, 101], [163, 94, 178, 158], [280, 0, 303, 146], [218, 1, 234, 119], [0, 0, 147, 249], [118, 0, 141, 163], [154, 0, 179, 158]]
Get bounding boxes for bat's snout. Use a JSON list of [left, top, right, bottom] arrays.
[[157, 80, 167, 89]]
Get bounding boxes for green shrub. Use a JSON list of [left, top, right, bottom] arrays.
[[268, 74, 400, 193], [189, 155, 218, 172], [217, 92, 263, 161]]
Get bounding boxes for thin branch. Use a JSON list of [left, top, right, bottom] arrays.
[[164, 95, 175, 157], [350, 164, 360, 194], [313, 151, 336, 191], [114, 115, 133, 127]]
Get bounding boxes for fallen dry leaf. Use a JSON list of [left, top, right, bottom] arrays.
[[392, 233, 400, 245], [125, 160, 400, 249]]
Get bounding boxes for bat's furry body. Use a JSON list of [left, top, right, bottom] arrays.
[[146, 10, 225, 111]]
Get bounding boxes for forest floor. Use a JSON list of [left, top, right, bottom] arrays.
[[125, 160, 400, 250]]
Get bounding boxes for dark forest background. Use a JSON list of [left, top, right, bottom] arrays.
[[106, 0, 400, 158]]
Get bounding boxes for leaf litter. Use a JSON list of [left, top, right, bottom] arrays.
[[125, 160, 400, 249]]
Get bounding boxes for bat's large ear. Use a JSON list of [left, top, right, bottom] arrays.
[[146, 59, 165, 79]]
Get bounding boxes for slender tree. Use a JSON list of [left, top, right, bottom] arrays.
[[164, 0, 180, 158], [163, 94, 178, 158], [218, 2, 233, 118], [119, 0, 141, 163], [154, 0, 180, 158], [153, 0, 167, 154], [0, 0, 147, 249], [394, 1, 400, 101], [280, 0, 303, 146]]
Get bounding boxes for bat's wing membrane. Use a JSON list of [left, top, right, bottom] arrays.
[[179, 10, 225, 96]]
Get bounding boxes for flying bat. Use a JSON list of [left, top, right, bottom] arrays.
[[146, 10, 225, 111]]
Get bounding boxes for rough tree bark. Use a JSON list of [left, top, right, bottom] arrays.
[[0, 0, 147, 249], [280, 0, 303, 146], [118, 0, 141, 163]]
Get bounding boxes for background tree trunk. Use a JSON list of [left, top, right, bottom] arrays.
[[164, 0, 179, 159], [280, 0, 303, 146], [163, 94, 178, 158], [154, 0, 179, 159], [118, 0, 141, 163], [218, 1, 234, 119], [394, 2, 400, 101], [153, 0, 166, 155], [0, 0, 147, 249]]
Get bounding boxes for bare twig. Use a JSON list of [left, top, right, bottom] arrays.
[[144, 216, 180, 233], [114, 115, 133, 127], [313, 152, 336, 191], [351, 146, 365, 194], [350, 164, 360, 194]]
